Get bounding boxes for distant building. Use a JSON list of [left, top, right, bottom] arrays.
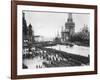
[[23, 12, 28, 48], [61, 27, 69, 42], [22, 13, 35, 48], [54, 31, 61, 43], [28, 24, 33, 52], [23, 12, 42, 49], [23, 13, 28, 36], [61, 13, 75, 42]]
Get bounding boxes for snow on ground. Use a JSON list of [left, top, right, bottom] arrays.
[[46, 44, 89, 57]]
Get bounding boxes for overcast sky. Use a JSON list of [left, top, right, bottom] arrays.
[[23, 11, 90, 39]]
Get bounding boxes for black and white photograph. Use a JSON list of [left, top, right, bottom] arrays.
[[22, 11, 90, 69], [11, 1, 97, 79]]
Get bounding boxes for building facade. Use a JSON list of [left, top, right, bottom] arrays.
[[22, 12, 34, 49], [61, 13, 75, 42]]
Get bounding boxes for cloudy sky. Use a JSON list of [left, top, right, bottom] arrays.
[[23, 11, 90, 39]]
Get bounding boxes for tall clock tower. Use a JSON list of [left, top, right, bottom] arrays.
[[65, 13, 75, 36], [61, 13, 75, 42]]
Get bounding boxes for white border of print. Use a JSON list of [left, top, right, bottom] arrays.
[[17, 5, 94, 75]]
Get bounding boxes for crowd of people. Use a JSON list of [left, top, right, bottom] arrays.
[[23, 46, 75, 68]]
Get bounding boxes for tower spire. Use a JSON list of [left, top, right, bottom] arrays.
[[68, 13, 72, 19], [57, 31, 59, 36], [23, 12, 25, 19], [67, 13, 73, 22]]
